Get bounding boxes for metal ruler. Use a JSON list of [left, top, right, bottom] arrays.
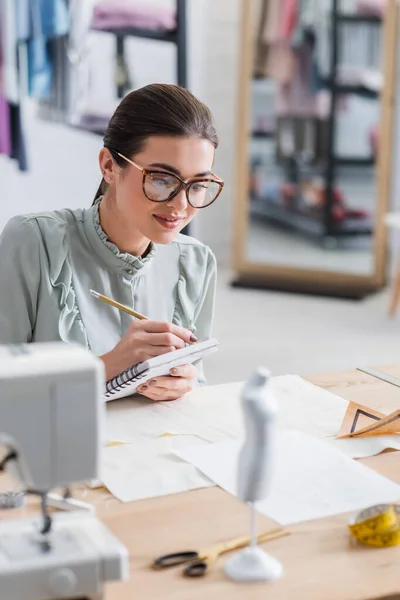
[[357, 366, 400, 389]]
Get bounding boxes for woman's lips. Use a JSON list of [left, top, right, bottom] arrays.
[[153, 214, 184, 229]]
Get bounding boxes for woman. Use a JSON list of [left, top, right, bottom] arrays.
[[0, 84, 223, 401]]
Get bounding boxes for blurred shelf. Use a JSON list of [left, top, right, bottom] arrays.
[[336, 84, 379, 97], [92, 26, 178, 43], [250, 195, 373, 238], [336, 13, 382, 24], [251, 196, 324, 236], [251, 130, 275, 139], [335, 156, 375, 167], [326, 81, 380, 98]]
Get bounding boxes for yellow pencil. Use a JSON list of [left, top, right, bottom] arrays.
[[90, 289, 149, 321]]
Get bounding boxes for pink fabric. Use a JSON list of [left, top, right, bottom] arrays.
[[357, 0, 386, 17], [276, 43, 317, 117], [258, 0, 297, 83], [261, 0, 282, 44], [280, 0, 297, 40], [370, 125, 379, 154], [92, 1, 176, 31], [266, 44, 295, 85], [0, 8, 11, 156], [0, 95, 11, 155]]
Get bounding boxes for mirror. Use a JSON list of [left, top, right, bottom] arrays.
[[233, 0, 398, 298]]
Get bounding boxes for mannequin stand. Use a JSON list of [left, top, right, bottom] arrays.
[[224, 503, 283, 582]]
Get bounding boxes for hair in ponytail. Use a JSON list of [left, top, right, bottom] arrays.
[[92, 179, 107, 205]]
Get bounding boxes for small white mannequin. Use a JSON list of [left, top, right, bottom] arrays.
[[224, 368, 283, 582]]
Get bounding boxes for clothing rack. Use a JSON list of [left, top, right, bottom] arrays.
[[98, 0, 187, 99], [249, 1, 382, 248], [324, 0, 381, 242]]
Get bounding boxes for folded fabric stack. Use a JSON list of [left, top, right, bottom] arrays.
[[357, 0, 386, 17], [92, 1, 176, 31]]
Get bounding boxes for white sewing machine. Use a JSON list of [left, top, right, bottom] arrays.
[[0, 342, 129, 599]]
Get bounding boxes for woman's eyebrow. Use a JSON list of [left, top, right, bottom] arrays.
[[149, 162, 212, 177]]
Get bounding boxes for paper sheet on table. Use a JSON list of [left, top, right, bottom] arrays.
[[329, 434, 400, 459], [102, 375, 349, 502], [106, 375, 349, 444], [175, 430, 400, 525], [101, 435, 213, 502], [338, 401, 400, 438]]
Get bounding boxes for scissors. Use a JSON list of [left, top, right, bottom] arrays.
[[152, 528, 289, 577]]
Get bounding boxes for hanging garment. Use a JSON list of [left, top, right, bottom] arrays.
[[0, 96, 11, 156], [17, 0, 70, 99], [9, 103, 29, 172], [66, 0, 98, 125], [0, 1, 11, 156], [253, 0, 270, 78], [276, 37, 318, 117], [36, 35, 70, 123], [16, 0, 31, 40], [1, 0, 20, 103], [280, 0, 298, 40], [254, 0, 296, 82], [290, 0, 331, 79], [0, 0, 28, 170]]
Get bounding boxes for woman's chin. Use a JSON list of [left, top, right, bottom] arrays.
[[147, 218, 187, 243], [150, 229, 182, 244]]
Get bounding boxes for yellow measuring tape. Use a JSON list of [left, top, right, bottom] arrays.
[[349, 504, 400, 548]]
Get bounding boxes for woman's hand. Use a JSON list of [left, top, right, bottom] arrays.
[[100, 321, 197, 380], [137, 364, 197, 401]]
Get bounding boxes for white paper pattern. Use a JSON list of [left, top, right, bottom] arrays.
[[175, 430, 400, 525], [102, 375, 349, 502]]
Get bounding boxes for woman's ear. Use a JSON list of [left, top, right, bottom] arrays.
[[99, 148, 115, 183]]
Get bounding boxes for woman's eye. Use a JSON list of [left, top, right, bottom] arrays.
[[191, 183, 207, 192], [150, 175, 175, 187]]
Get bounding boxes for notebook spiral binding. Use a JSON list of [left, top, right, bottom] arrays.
[[105, 364, 149, 396]]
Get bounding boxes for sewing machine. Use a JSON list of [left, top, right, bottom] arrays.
[[0, 342, 129, 599]]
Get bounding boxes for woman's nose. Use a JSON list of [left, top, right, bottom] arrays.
[[168, 188, 188, 211]]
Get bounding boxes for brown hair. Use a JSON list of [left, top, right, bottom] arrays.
[[93, 83, 219, 204]]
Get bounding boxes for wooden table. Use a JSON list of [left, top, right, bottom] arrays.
[[3, 366, 400, 599]]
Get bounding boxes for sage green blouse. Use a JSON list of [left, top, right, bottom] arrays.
[[0, 201, 217, 384]]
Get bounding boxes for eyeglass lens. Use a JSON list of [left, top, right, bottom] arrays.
[[144, 172, 220, 208]]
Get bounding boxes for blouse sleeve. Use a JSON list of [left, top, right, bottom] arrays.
[[193, 247, 217, 385], [0, 216, 41, 343]]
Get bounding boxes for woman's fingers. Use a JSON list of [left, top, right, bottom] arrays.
[[140, 321, 197, 344], [146, 376, 193, 392], [145, 332, 186, 349], [137, 385, 184, 401], [146, 345, 178, 358], [169, 364, 197, 378], [137, 374, 195, 400]]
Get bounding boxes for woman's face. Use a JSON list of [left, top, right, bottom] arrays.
[[101, 136, 215, 245]]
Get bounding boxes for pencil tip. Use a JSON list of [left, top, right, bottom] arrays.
[[90, 289, 100, 298]]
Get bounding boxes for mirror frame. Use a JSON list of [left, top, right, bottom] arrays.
[[232, 0, 399, 298]]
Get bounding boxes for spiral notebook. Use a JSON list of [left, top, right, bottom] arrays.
[[104, 338, 219, 401]]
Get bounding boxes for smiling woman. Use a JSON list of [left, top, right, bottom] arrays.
[[0, 84, 223, 401]]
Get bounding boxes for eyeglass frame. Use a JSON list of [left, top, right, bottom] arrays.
[[109, 149, 224, 209]]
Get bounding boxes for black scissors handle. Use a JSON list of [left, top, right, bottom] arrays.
[[153, 551, 199, 569], [183, 560, 208, 577]]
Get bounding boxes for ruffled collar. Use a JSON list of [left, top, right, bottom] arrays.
[[83, 199, 157, 277]]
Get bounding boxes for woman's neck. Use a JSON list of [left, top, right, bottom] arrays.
[[98, 194, 151, 257]]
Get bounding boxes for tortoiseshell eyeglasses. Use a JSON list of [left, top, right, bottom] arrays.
[[112, 150, 224, 209]]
